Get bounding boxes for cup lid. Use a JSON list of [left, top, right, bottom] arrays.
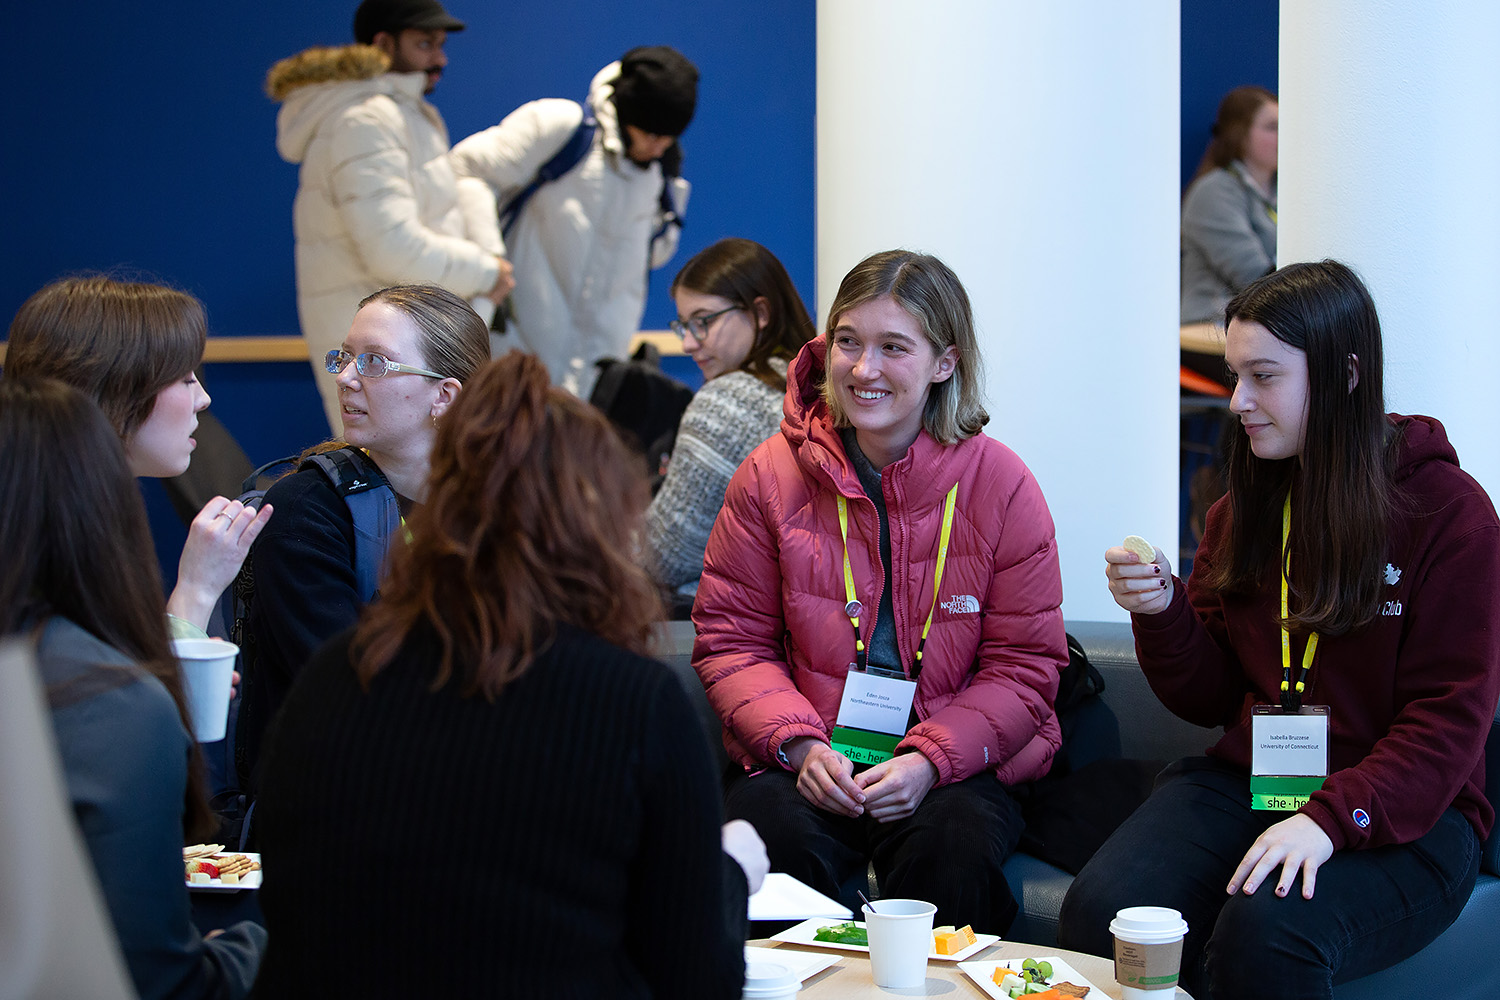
[[1109, 905, 1188, 941], [743, 961, 799, 992]]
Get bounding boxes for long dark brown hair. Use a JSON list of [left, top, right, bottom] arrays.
[[1191, 85, 1276, 184], [1207, 260, 1394, 635], [6, 275, 207, 440], [352, 352, 665, 695], [670, 238, 815, 393], [0, 377, 215, 838]]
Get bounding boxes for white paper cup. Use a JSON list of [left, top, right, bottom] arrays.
[[171, 637, 238, 743], [1110, 906, 1189, 999], [741, 960, 800, 999], [862, 899, 937, 989]]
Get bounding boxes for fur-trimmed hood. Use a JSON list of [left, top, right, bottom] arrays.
[[265, 45, 389, 102], [268, 44, 434, 165]]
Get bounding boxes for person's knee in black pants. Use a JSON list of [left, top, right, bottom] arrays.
[[724, 768, 864, 900], [872, 776, 1024, 934]]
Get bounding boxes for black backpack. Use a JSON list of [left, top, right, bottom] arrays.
[[588, 342, 694, 483], [204, 446, 400, 846]]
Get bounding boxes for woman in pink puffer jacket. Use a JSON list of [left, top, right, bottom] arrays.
[[692, 250, 1067, 934]]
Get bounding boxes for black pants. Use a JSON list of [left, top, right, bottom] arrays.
[[725, 766, 1025, 935], [1057, 757, 1480, 1000]]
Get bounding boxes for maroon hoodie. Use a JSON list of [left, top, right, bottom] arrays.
[[1133, 414, 1500, 850]]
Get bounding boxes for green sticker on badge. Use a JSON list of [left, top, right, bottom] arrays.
[[1251, 774, 1325, 811], [830, 726, 901, 765]]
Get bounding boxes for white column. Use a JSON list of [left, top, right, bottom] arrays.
[[1279, 1, 1500, 500], [817, 1, 1181, 621]]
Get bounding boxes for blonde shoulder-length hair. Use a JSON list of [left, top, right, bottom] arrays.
[[820, 249, 988, 444]]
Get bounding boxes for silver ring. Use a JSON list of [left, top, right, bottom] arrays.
[[214, 512, 232, 521]]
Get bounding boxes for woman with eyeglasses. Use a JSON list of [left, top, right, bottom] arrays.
[[5, 276, 275, 638], [642, 238, 815, 602], [236, 284, 489, 795]]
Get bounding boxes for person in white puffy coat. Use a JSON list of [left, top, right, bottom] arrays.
[[267, 0, 511, 433], [451, 46, 697, 398]]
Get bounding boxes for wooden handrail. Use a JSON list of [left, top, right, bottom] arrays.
[[0, 331, 687, 365], [1180, 322, 1225, 355]]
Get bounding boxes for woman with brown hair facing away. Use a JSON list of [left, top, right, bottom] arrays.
[[1181, 85, 1278, 323], [0, 377, 264, 998], [252, 352, 748, 998], [644, 237, 816, 598], [6, 275, 274, 638]]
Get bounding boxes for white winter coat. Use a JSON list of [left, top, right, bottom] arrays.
[[450, 62, 689, 397], [269, 45, 502, 430]]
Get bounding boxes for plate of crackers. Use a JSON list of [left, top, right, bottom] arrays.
[[183, 844, 261, 892]]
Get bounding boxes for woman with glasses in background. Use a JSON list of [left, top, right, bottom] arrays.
[[643, 238, 815, 607], [236, 284, 489, 795]]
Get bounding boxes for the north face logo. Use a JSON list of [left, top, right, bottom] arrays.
[[940, 595, 980, 614]]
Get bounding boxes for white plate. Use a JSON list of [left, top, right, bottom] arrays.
[[958, 954, 1106, 999], [744, 946, 841, 982], [748, 873, 853, 922], [184, 852, 262, 892], [769, 916, 999, 962]]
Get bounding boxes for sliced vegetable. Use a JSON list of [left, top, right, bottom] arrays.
[[812, 921, 869, 946]]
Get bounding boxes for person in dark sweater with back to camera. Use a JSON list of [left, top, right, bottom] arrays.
[[252, 352, 754, 998], [1059, 260, 1500, 1000]]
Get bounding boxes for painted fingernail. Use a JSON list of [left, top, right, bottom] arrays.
[[1160, 579, 1167, 588], [1154, 566, 1161, 575], [1276, 886, 1287, 897]]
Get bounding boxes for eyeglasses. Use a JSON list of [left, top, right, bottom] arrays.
[[669, 305, 741, 342], [325, 349, 444, 380]]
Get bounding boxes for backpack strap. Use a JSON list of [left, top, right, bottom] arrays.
[[498, 101, 599, 240], [301, 447, 402, 603]]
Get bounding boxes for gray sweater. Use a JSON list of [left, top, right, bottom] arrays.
[[644, 360, 786, 590], [1180, 163, 1277, 323]]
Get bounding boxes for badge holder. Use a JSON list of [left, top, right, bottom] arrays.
[[1249, 705, 1330, 810], [830, 662, 916, 767]]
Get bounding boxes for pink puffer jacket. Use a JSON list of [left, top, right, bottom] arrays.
[[692, 339, 1066, 786]]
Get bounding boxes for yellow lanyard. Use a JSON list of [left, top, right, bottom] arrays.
[[1279, 492, 1318, 710], [835, 483, 959, 676]]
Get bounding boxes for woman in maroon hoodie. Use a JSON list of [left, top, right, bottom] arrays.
[[1060, 260, 1500, 999]]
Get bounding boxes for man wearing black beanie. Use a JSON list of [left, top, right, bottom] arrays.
[[452, 46, 699, 397]]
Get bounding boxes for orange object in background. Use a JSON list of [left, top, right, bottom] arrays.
[[1180, 365, 1231, 397]]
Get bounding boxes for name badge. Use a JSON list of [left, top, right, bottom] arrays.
[[1250, 705, 1330, 810], [830, 666, 917, 766]]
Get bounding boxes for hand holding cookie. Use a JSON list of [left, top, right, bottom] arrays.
[[1105, 534, 1174, 615]]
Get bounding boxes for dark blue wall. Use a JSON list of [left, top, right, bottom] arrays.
[[1182, 0, 1280, 189], [4, 1, 1275, 587]]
